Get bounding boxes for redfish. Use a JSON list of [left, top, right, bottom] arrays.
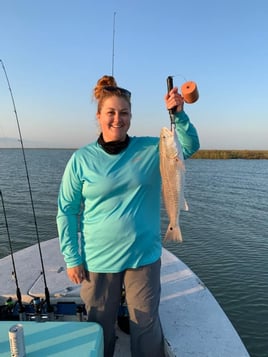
[[159, 126, 188, 242]]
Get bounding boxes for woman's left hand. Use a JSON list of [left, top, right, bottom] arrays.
[[165, 87, 184, 113]]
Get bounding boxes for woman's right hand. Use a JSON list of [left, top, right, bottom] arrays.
[[66, 264, 87, 284]]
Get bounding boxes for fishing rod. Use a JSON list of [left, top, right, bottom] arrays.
[[111, 11, 116, 76], [0, 59, 52, 313], [167, 75, 199, 129], [0, 190, 26, 319], [167, 76, 176, 129]]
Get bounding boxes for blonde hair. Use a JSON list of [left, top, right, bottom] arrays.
[[93, 75, 131, 113]]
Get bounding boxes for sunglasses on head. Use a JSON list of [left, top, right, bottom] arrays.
[[102, 86, 131, 98]]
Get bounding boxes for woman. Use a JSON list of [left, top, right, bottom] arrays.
[[57, 75, 200, 357]]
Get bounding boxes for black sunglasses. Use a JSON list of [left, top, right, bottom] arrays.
[[102, 86, 131, 98]]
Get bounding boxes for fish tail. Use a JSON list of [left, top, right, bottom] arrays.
[[164, 224, 183, 243]]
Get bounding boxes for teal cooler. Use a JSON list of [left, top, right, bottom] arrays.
[[0, 321, 103, 356]]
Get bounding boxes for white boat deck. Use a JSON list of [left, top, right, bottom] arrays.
[[0, 238, 249, 356]]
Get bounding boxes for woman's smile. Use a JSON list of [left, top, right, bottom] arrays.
[[97, 96, 131, 142]]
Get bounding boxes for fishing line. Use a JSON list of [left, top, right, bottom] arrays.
[[172, 73, 188, 83], [0, 190, 25, 316], [0, 59, 52, 312]]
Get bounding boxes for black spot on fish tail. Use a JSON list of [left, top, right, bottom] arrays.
[[164, 225, 183, 243]]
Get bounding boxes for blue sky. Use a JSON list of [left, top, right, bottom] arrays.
[[1, 0, 268, 149]]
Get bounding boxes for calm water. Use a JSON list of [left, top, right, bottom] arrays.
[[0, 149, 267, 357]]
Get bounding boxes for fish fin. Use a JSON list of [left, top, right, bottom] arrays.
[[164, 224, 183, 243], [181, 199, 189, 211]]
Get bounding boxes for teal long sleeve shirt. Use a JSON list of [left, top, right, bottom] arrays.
[[56, 111, 199, 272]]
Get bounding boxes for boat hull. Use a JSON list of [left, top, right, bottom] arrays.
[[0, 238, 249, 356]]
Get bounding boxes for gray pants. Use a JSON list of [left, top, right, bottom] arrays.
[[80, 259, 165, 357]]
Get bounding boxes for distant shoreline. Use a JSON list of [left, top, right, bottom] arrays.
[[191, 150, 268, 159], [1, 147, 268, 159]]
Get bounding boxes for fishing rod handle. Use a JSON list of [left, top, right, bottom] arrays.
[[166, 76, 176, 115], [167, 76, 174, 92]]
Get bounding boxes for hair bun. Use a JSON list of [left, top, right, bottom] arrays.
[[94, 75, 117, 100]]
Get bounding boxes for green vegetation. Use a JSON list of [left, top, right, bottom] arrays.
[[191, 150, 268, 159]]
